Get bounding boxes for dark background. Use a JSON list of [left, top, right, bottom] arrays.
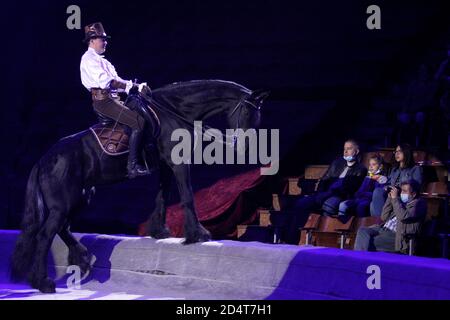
[[1, 0, 448, 233]]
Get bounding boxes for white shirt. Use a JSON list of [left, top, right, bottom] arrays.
[[339, 167, 349, 178], [80, 47, 132, 92], [338, 161, 355, 178]]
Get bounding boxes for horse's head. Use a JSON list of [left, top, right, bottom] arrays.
[[227, 89, 269, 131], [227, 89, 270, 152], [147, 80, 270, 152]]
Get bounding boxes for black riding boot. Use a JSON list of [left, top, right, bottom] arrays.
[[127, 129, 150, 178]]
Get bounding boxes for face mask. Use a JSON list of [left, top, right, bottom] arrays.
[[343, 156, 354, 162], [369, 168, 381, 176], [400, 193, 410, 203]]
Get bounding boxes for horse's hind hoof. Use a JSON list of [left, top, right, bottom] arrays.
[[78, 258, 92, 275], [31, 277, 56, 294], [39, 278, 56, 294], [79, 252, 93, 275], [68, 248, 92, 275]]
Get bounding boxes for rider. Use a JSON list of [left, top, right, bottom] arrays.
[[80, 22, 151, 178]]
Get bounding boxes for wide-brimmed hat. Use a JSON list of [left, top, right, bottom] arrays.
[[83, 22, 111, 43]]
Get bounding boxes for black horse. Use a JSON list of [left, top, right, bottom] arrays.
[[10, 79, 269, 293]]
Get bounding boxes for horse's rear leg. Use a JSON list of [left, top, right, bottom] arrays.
[[29, 211, 67, 293], [172, 164, 211, 244], [30, 166, 82, 293], [59, 224, 92, 274], [148, 162, 172, 239]]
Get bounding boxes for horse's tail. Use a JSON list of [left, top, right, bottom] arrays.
[[10, 163, 45, 282]]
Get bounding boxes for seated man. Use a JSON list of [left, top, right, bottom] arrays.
[[285, 139, 367, 244], [354, 179, 426, 254]]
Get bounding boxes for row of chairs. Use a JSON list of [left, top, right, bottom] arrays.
[[237, 148, 449, 257]]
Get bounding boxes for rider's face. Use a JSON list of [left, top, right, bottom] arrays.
[[90, 37, 107, 54]]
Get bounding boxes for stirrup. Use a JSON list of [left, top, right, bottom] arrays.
[[127, 164, 150, 179]]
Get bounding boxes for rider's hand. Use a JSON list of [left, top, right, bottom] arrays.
[[128, 84, 139, 96], [138, 82, 148, 92], [139, 83, 152, 99]]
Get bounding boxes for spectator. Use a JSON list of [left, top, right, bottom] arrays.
[[354, 179, 426, 254], [338, 154, 387, 217], [370, 143, 423, 217], [285, 139, 367, 244]]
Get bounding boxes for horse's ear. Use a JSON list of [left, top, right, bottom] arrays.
[[251, 89, 270, 104]]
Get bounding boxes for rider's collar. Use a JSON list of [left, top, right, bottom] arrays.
[[88, 46, 105, 58]]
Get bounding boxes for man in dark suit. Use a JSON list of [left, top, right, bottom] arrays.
[[285, 139, 367, 244]]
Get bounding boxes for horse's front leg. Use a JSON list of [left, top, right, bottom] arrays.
[[171, 163, 211, 244], [148, 162, 172, 239]]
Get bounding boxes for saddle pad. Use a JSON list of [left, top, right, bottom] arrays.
[[90, 123, 129, 156]]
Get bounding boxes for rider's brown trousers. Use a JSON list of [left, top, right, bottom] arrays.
[[92, 96, 145, 130]]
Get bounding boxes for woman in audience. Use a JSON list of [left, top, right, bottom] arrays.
[[370, 143, 423, 217], [338, 154, 387, 217]]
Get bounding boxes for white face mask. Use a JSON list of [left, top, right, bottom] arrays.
[[400, 193, 410, 203], [343, 155, 355, 162], [369, 168, 381, 175]]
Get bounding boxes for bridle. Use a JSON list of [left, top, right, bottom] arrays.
[[228, 98, 260, 146], [229, 98, 260, 116]]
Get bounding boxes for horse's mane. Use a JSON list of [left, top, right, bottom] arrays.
[[153, 79, 252, 96], [150, 79, 252, 120]]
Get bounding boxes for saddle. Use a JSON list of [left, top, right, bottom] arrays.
[[89, 94, 161, 156], [90, 118, 131, 156]]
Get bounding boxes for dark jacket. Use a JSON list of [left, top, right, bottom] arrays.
[[354, 173, 388, 201], [316, 158, 367, 198], [387, 165, 423, 187], [381, 196, 427, 253]]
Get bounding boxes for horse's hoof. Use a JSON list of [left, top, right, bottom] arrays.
[[182, 238, 197, 245], [183, 229, 211, 245], [31, 277, 56, 293], [39, 278, 56, 293], [149, 227, 171, 239], [197, 226, 212, 242], [198, 232, 211, 242], [80, 252, 93, 274], [183, 237, 210, 245], [69, 250, 92, 275], [79, 259, 92, 275]]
